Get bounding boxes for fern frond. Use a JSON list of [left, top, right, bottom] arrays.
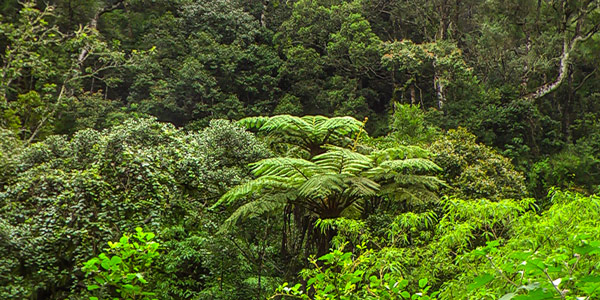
[[239, 115, 364, 148], [371, 146, 432, 163], [344, 176, 380, 198], [219, 195, 288, 232], [392, 175, 446, 190], [237, 116, 270, 130], [316, 116, 364, 137], [369, 158, 442, 175], [250, 157, 317, 178], [297, 174, 346, 199], [313, 147, 372, 174], [382, 185, 440, 205], [259, 115, 315, 135], [212, 175, 301, 208]]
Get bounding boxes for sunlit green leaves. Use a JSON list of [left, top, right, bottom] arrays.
[[83, 228, 159, 300]]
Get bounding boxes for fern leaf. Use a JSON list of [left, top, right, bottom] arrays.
[[298, 174, 346, 199], [313, 147, 372, 174], [260, 115, 315, 135], [219, 195, 288, 232], [345, 176, 380, 198], [251, 157, 317, 178], [212, 175, 301, 208], [316, 116, 363, 137], [370, 158, 442, 174], [371, 146, 432, 163], [237, 116, 270, 130]]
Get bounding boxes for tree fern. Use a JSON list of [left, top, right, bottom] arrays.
[[369, 158, 443, 174], [370, 146, 433, 163], [215, 146, 442, 221], [217, 115, 444, 256], [297, 174, 347, 200]]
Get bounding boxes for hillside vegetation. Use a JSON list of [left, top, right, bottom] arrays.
[[1, 1, 600, 299]]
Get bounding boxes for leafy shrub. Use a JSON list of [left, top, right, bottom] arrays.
[[389, 104, 440, 146], [442, 190, 600, 299], [528, 126, 600, 197], [0, 117, 269, 299], [429, 127, 527, 200], [83, 228, 159, 300], [274, 243, 438, 300]]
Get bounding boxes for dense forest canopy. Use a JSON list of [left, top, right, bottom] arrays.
[[1, 0, 600, 299]]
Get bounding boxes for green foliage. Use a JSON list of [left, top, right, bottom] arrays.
[[429, 128, 527, 200], [215, 115, 442, 225], [276, 0, 382, 119], [83, 228, 159, 300], [0, 128, 19, 190], [0, 117, 269, 299], [119, 0, 282, 126], [1, 0, 600, 297], [0, 0, 140, 142], [274, 243, 438, 300], [387, 104, 440, 145], [238, 114, 366, 158], [528, 120, 600, 197], [441, 190, 600, 299], [213, 146, 382, 222], [382, 39, 477, 109]]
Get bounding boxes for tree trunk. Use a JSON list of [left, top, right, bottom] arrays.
[[433, 61, 446, 109], [562, 69, 573, 142], [525, 1, 600, 101], [260, 0, 269, 28], [525, 39, 571, 101]]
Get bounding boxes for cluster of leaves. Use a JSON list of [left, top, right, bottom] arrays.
[[83, 227, 159, 300], [441, 190, 600, 299], [429, 127, 527, 200], [275, 243, 437, 300]]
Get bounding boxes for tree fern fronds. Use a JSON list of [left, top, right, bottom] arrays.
[[212, 175, 301, 208], [250, 157, 318, 178], [219, 195, 288, 232], [316, 116, 364, 137], [259, 115, 315, 135], [370, 146, 432, 163], [369, 158, 442, 175], [300, 115, 330, 127], [313, 147, 372, 174], [383, 186, 440, 205], [383, 175, 446, 190], [238, 115, 364, 148], [237, 116, 271, 130], [297, 174, 346, 199], [344, 176, 379, 199]]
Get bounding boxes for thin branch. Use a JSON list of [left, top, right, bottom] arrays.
[[542, 268, 565, 299], [486, 255, 519, 288]]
